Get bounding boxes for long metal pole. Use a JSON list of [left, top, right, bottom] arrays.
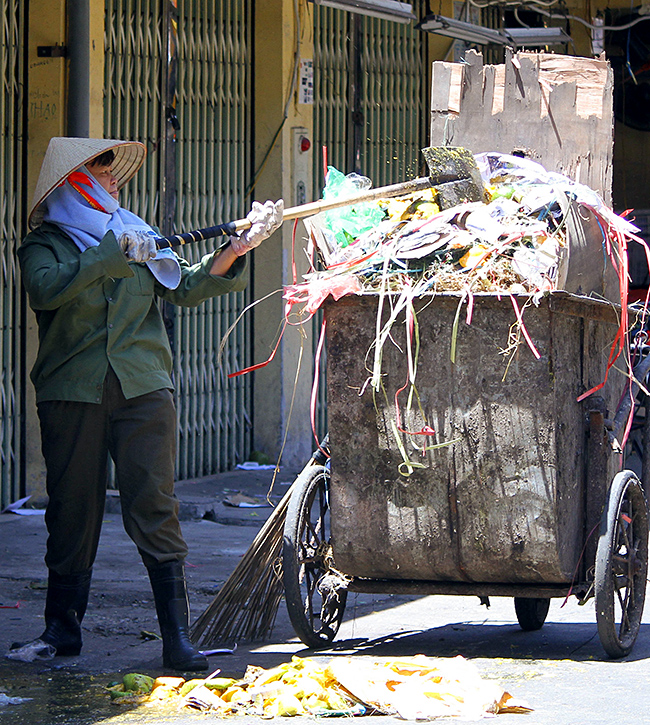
[[67, 0, 90, 136]]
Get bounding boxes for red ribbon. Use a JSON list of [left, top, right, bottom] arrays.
[[67, 171, 108, 213]]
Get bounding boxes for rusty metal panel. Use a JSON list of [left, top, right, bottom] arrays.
[[0, 0, 26, 509], [105, 0, 253, 477], [173, 0, 253, 477], [325, 293, 622, 585]]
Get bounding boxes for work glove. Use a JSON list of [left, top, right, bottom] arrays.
[[118, 230, 158, 263], [230, 199, 284, 256]]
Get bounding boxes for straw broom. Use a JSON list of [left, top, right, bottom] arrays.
[[189, 446, 325, 646], [189, 485, 292, 646]]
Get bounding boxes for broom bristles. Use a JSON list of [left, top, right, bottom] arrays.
[[190, 485, 294, 646]]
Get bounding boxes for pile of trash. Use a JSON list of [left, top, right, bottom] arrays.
[[284, 152, 641, 318], [276, 152, 646, 427], [106, 654, 532, 719]]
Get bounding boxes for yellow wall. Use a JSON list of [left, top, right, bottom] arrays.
[[26, 0, 105, 204], [89, 4, 105, 138], [27, 0, 67, 197], [252, 0, 316, 467]]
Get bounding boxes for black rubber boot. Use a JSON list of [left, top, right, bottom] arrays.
[[39, 569, 92, 656], [147, 561, 208, 672]]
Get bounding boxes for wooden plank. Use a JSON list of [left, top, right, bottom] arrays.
[[429, 50, 614, 204], [430, 61, 455, 112]]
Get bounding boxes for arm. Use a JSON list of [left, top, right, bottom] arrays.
[[209, 241, 239, 276], [18, 228, 133, 311], [157, 199, 283, 305], [157, 245, 248, 307]]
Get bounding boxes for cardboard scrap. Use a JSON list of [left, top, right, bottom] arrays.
[[223, 493, 271, 509]]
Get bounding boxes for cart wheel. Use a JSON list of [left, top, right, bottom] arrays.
[[595, 470, 649, 658], [514, 597, 550, 631], [282, 464, 347, 648]]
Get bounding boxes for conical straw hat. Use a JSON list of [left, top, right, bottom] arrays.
[[29, 137, 147, 229]]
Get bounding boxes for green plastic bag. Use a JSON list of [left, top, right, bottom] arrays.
[[322, 167, 385, 247]]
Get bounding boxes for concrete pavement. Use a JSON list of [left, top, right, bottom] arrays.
[[2, 466, 650, 724]]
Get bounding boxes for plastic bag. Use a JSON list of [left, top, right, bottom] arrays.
[[321, 167, 385, 248], [0, 693, 33, 706], [6, 639, 56, 663]]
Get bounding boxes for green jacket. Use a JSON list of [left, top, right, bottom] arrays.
[[18, 222, 248, 403]]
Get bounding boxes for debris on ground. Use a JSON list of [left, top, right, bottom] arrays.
[[327, 655, 532, 720], [223, 493, 272, 508], [104, 654, 532, 719]]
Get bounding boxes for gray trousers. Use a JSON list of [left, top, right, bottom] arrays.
[[38, 367, 188, 575]]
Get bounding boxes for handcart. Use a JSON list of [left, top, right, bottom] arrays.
[[282, 292, 650, 659]]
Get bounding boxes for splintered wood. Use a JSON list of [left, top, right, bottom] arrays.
[[430, 50, 613, 205]]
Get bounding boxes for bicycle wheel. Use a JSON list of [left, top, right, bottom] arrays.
[[595, 470, 648, 658], [282, 464, 347, 648]]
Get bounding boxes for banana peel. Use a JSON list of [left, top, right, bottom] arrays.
[[206, 677, 237, 691], [221, 685, 251, 704], [179, 676, 236, 698], [106, 672, 155, 704], [264, 692, 304, 717], [148, 685, 179, 701], [378, 189, 440, 222], [104, 654, 530, 718], [147, 676, 185, 701], [179, 679, 205, 698], [249, 657, 362, 717], [122, 673, 154, 694]]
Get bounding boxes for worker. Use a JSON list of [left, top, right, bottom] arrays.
[[11, 137, 283, 671]]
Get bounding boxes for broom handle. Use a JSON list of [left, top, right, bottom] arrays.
[[155, 177, 434, 249], [243, 434, 329, 551]]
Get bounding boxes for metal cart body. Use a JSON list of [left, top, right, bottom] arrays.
[[326, 292, 620, 588], [282, 292, 649, 657]]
